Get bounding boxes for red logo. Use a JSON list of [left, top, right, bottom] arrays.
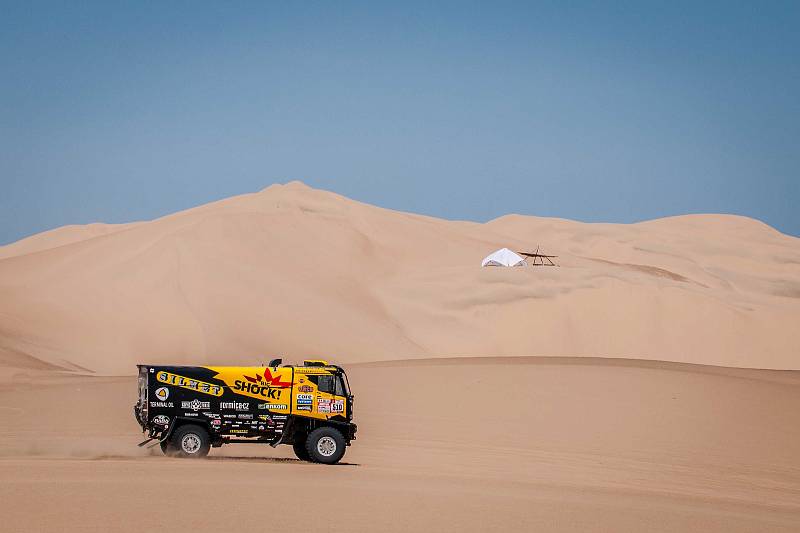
[[244, 368, 292, 388]]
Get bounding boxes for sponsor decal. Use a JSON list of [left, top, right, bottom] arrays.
[[211, 419, 221, 427], [232, 380, 284, 399], [208, 367, 292, 401], [331, 399, 344, 413], [156, 371, 223, 397], [316, 398, 343, 413], [184, 412, 199, 417], [258, 425, 265, 431], [152, 415, 170, 426], [298, 385, 313, 393], [296, 405, 311, 411], [150, 401, 174, 408], [237, 414, 253, 420], [220, 401, 250, 411], [230, 429, 248, 434], [155, 387, 170, 401], [226, 367, 293, 400], [257, 403, 288, 410], [202, 412, 220, 419], [296, 393, 313, 405], [223, 414, 237, 419], [181, 399, 211, 411], [293, 367, 332, 374], [244, 368, 292, 388], [317, 398, 331, 413], [257, 415, 273, 423]]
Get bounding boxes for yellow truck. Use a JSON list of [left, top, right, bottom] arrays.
[[134, 359, 356, 464]]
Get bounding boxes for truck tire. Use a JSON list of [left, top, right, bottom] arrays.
[[292, 439, 310, 461], [305, 427, 346, 464], [170, 425, 211, 458]]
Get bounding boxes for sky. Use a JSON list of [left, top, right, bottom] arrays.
[[1, 1, 798, 245]]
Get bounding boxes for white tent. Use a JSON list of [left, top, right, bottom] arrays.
[[481, 248, 526, 267]]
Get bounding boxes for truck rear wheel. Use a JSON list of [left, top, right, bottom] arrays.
[[170, 425, 210, 458], [305, 427, 346, 464], [292, 439, 310, 461]]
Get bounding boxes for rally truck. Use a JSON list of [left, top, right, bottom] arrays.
[[133, 359, 356, 464]]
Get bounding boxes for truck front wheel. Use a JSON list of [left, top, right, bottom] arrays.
[[170, 425, 211, 458], [305, 427, 346, 464]]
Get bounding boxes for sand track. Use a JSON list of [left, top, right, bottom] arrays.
[[0, 356, 798, 532]]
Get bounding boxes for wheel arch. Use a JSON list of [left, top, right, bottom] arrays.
[[283, 416, 353, 445], [163, 417, 212, 441]]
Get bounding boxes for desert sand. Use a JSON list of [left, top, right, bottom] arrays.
[[0, 358, 799, 532], [0, 182, 798, 531]]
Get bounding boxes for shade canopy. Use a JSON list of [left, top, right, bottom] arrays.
[[481, 248, 525, 267]]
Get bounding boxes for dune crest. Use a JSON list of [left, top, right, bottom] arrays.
[[0, 222, 139, 260], [0, 182, 798, 374]]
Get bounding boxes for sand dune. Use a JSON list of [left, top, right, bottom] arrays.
[[0, 222, 138, 260], [0, 181, 798, 374], [1, 184, 799, 531]]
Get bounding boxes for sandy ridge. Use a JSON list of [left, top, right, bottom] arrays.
[[0, 181, 798, 373]]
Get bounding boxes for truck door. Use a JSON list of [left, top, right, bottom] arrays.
[[309, 374, 346, 417]]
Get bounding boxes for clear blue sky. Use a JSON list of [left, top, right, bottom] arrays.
[[2, 1, 798, 245]]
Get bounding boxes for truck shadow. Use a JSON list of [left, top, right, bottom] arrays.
[[205, 456, 360, 466]]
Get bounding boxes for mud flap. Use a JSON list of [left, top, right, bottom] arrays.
[[137, 419, 175, 447], [158, 419, 177, 442]]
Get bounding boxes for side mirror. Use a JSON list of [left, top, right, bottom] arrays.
[[268, 358, 282, 367]]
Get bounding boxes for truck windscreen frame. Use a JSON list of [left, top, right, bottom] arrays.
[[339, 372, 351, 397]]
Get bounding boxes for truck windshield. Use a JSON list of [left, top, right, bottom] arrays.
[[314, 375, 335, 394], [310, 373, 350, 396]]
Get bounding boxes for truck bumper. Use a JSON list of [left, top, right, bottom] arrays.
[[346, 422, 357, 442]]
